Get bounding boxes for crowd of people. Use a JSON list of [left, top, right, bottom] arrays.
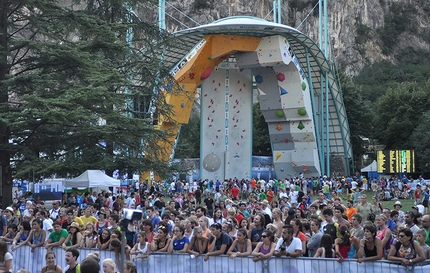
[[1, 176, 430, 272]]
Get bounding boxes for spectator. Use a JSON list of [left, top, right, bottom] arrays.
[[387, 227, 425, 266], [322, 209, 339, 244], [250, 213, 266, 249], [123, 260, 137, 273], [290, 219, 306, 255], [251, 230, 276, 262], [80, 207, 98, 226], [0, 224, 17, 243], [62, 222, 83, 249], [45, 221, 68, 251], [415, 229, 430, 259], [356, 195, 372, 224], [334, 225, 351, 260], [204, 223, 233, 261], [49, 201, 61, 221], [102, 258, 117, 273], [404, 211, 420, 236], [314, 234, 335, 258], [82, 223, 98, 248], [131, 231, 150, 261], [0, 240, 12, 273], [146, 207, 161, 229], [41, 251, 62, 273], [357, 224, 383, 262], [168, 225, 189, 253], [307, 219, 323, 257], [95, 208, 109, 234], [4, 207, 19, 227], [393, 201, 405, 224], [81, 257, 100, 273], [274, 225, 302, 258], [387, 210, 399, 231], [11, 221, 32, 250], [375, 215, 392, 257], [227, 228, 252, 258], [150, 223, 170, 252], [98, 228, 111, 250], [64, 247, 80, 273], [36, 210, 53, 237]]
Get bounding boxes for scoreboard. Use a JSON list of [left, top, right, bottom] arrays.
[[377, 150, 415, 173]]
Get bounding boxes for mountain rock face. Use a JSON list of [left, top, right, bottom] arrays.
[[157, 0, 430, 76]]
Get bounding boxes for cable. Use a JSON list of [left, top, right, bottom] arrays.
[[297, 1, 319, 30]]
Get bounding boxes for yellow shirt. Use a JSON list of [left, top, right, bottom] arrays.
[[73, 217, 84, 227], [79, 215, 98, 226]]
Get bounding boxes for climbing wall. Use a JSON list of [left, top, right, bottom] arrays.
[[236, 35, 320, 179], [200, 65, 253, 181]]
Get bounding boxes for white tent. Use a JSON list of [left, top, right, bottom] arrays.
[[361, 160, 377, 172], [65, 170, 120, 188]]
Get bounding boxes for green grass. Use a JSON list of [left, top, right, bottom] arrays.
[[329, 190, 416, 211]]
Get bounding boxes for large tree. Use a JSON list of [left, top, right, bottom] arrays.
[[0, 0, 177, 207], [373, 81, 430, 150], [338, 71, 372, 171]]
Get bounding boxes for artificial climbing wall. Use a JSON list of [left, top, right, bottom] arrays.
[[200, 65, 253, 181], [236, 35, 320, 179]]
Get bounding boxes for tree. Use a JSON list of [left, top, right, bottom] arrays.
[[174, 114, 200, 159], [410, 110, 430, 174], [338, 71, 371, 171], [252, 103, 271, 156], [373, 81, 430, 150], [0, 0, 178, 207]]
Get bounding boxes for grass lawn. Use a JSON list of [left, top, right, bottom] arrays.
[[329, 190, 416, 212]]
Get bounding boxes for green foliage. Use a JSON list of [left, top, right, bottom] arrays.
[[338, 71, 371, 171], [373, 81, 430, 150], [0, 0, 178, 185], [354, 48, 430, 103], [410, 111, 430, 174], [252, 103, 271, 156], [175, 114, 200, 158]]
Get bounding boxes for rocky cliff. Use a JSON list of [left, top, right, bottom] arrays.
[[154, 0, 430, 76]]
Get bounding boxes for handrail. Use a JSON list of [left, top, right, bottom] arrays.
[[9, 245, 430, 273]]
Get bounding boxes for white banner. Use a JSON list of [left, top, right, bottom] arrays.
[[9, 245, 430, 273]]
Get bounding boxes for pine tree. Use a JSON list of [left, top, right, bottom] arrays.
[[0, 0, 178, 206]]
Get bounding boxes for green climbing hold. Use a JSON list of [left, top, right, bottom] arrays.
[[298, 108, 307, 116], [298, 121, 305, 130], [276, 109, 284, 117], [301, 82, 306, 90]]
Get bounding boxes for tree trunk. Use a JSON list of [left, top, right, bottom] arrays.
[[0, 1, 12, 208]]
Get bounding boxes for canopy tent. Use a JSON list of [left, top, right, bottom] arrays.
[[65, 170, 120, 188], [361, 160, 379, 179]]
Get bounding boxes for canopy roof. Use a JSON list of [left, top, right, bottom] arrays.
[[65, 170, 120, 188]]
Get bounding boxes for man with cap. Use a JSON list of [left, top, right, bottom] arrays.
[[393, 201, 405, 224], [238, 201, 250, 218], [4, 207, 19, 226], [412, 204, 424, 215]]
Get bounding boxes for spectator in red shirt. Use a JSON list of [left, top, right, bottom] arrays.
[[231, 185, 240, 201]]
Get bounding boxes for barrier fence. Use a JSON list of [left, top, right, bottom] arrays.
[[10, 245, 430, 273]]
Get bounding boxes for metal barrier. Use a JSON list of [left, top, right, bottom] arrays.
[[9, 245, 430, 273]]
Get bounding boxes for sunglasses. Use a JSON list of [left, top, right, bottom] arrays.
[[398, 234, 406, 238], [261, 235, 268, 238]]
